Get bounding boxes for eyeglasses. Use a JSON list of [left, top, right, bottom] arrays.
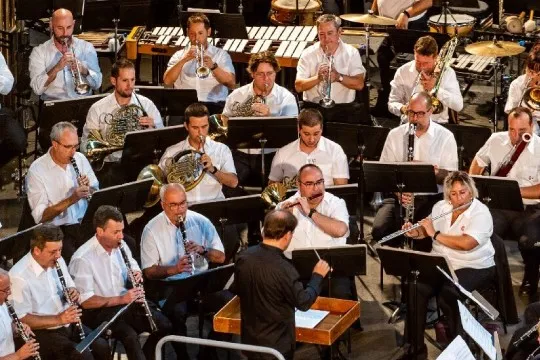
[[407, 110, 427, 118], [299, 179, 324, 188], [254, 71, 276, 78], [55, 141, 79, 150], [164, 201, 187, 210]]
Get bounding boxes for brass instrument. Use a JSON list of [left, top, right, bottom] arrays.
[[70, 157, 92, 201], [195, 40, 211, 79], [62, 38, 90, 95], [55, 261, 85, 341], [261, 175, 298, 208], [6, 301, 41, 360], [137, 165, 165, 208], [319, 45, 336, 109], [521, 76, 540, 111], [230, 84, 267, 117], [208, 114, 228, 141]]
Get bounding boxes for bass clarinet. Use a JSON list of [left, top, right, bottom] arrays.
[[118, 243, 158, 333], [6, 301, 41, 360], [55, 261, 86, 340]]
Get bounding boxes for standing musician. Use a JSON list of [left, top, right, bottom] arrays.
[[9, 224, 111, 360], [268, 108, 349, 186], [295, 14, 366, 124], [26, 122, 99, 263], [388, 36, 463, 124], [372, 91, 458, 251], [163, 12, 235, 115], [29, 8, 102, 101], [469, 107, 540, 300], [371, 0, 433, 117], [81, 58, 163, 188], [69, 205, 173, 360], [400, 171, 495, 359], [0, 268, 40, 360]]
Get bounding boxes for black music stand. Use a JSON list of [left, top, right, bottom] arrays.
[[442, 125, 491, 171], [16, 0, 84, 21], [292, 245, 367, 280], [0, 224, 41, 268], [471, 176, 525, 212], [226, 116, 298, 189], [79, 179, 153, 240], [121, 125, 187, 182], [135, 87, 198, 125], [178, 11, 248, 39], [377, 246, 456, 358], [83, 0, 151, 30], [387, 29, 450, 55]]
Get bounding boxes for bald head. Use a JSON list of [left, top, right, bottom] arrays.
[[409, 92, 432, 110], [51, 8, 75, 44], [52, 8, 73, 22]]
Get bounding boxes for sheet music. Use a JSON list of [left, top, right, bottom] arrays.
[[437, 335, 475, 360], [458, 301, 496, 360], [295, 309, 329, 329]]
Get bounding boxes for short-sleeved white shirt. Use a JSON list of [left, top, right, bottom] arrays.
[[0, 304, 14, 356], [377, 0, 427, 21], [505, 74, 540, 135]]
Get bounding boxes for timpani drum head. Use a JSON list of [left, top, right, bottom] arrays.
[[273, 0, 321, 11], [428, 13, 476, 26]]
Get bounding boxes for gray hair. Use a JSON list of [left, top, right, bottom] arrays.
[[316, 14, 341, 30], [443, 171, 478, 202], [50, 121, 77, 142], [159, 183, 186, 201]]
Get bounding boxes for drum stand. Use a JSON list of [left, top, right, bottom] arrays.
[[491, 57, 504, 132], [362, 24, 381, 126], [437, 1, 458, 34]]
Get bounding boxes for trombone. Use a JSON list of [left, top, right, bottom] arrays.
[[520, 76, 540, 111], [195, 40, 211, 79], [62, 38, 90, 95], [319, 46, 336, 109]]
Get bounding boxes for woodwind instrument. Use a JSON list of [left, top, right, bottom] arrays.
[[177, 215, 194, 275], [404, 123, 416, 222], [283, 192, 323, 208], [70, 157, 92, 201], [6, 301, 42, 360], [55, 261, 85, 340], [494, 132, 532, 177]]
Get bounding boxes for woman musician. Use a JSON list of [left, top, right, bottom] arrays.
[[398, 171, 496, 359]]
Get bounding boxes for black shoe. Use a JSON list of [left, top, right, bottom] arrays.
[[520, 279, 532, 295]]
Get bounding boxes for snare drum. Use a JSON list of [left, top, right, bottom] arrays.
[[270, 0, 321, 26], [428, 13, 476, 37]]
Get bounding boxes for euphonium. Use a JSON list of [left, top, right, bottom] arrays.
[[195, 40, 211, 79], [261, 175, 298, 209], [319, 45, 336, 109], [63, 38, 90, 95]]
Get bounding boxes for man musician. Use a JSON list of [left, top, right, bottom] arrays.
[[82, 58, 163, 188], [9, 224, 110, 360], [469, 106, 540, 300], [163, 12, 235, 115]]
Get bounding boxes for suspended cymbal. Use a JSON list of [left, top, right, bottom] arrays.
[[340, 13, 397, 26], [465, 40, 525, 57]]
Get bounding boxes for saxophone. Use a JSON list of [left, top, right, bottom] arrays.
[[6, 301, 42, 360]]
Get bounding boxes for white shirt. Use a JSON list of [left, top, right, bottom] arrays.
[[0, 304, 15, 356], [141, 210, 225, 280], [9, 254, 74, 322], [505, 74, 540, 135], [26, 150, 99, 225], [81, 92, 164, 162], [69, 237, 140, 303], [431, 198, 495, 270], [158, 136, 236, 203], [268, 136, 349, 186], [377, 0, 427, 21], [389, 61, 463, 124], [277, 191, 349, 256], [29, 37, 102, 100], [380, 120, 458, 192], [473, 132, 540, 205], [296, 40, 365, 104], [167, 45, 235, 103], [0, 52, 14, 96], [222, 81, 298, 117]]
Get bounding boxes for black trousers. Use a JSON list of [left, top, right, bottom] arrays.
[[83, 303, 172, 360], [507, 302, 540, 360], [0, 107, 27, 168], [33, 323, 110, 360]]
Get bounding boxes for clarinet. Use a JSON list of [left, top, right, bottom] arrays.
[[55, 261, 86, 340], [5, 301, 42, 360], [177, 215, 195, 275], [70, 157, 92, 201], [118, 244, 158, 333]]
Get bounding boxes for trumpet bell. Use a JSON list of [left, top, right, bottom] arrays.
[[196, 66, 211, 79], [431, 96, 444, 114], [319, 97, 336, 109], [75, 83, 90, 95], [523, 87, 540, 111], [137, 164, 165, 208]]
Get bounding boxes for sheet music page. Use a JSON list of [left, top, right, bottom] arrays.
[[458, 301, 496, 360], [437, 335, 475, 360], [295, 309, 329, 329]]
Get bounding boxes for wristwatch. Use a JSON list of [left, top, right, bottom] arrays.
[[210, 166, 218, 174], [433, 230, 441, 241], [402, 10, 411, 18], [210, 62, 218, 71], [200, 246, 209, 256], [308, 209, 317, 218], [338, 74, 344, 83]]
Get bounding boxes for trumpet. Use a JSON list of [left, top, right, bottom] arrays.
[[62, 38, 90, 95], [195, 40, 210, 79], [319, 46, 335, 109]]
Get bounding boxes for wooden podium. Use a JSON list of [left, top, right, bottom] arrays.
[[213, 296, 361, 346]]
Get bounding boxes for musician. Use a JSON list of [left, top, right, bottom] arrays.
[[81, 58, 163, 188], [469, 107, 540, 300], [372, 91, 458, 251], [371, 0, 433, 117], [388, 35, 463, 124], [401, 171, 495, 359], [235, 210, 330, 360], [0, 269, 40, 360], [268, 108, 349, 186], [29, 8, 102, 101], [158, 102, 237, 203], [9, 224, 110, 360], [26, 121, 99, 263], [295, 14, 366, 123], [69, 205, 173, 360], [507, 300, 540, 360], [163, 12, 235, 114]]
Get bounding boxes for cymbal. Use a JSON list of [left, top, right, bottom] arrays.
[[465, 40, 525, 57], [340, 13, 397, 26]]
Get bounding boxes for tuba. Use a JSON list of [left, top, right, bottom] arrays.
[[63, 38, 90, 95], [261, 175, 298, 209], [195, 40, 211, 79]]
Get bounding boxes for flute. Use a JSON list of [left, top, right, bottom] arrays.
[[55, 261, 85, 340], [5, 301, 41, 360], [284, 193, 323, 209]]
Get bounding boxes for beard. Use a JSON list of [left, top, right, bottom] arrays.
[[117, 88, 133, 98]]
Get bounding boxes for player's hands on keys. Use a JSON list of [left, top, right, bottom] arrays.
[[251, 103, 270, 116], [67, 287, 81, 304], [313, 260, 331, 277], [418, 217, 435, 238], [176, 255, 193, 274], [183, 46, 197, 61], [123, 287, 145, 304], [402, 221, 420, 238], [185, 240, 204, 255], [139, 116, 155, 128], [16, 338, 40, 359], [59, 305, 82, 325]]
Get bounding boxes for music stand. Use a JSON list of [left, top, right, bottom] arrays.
[[442, 125, 491, 171], [83, 0, 152, 30], [0, 224, 41, 268], [292, 245, 367, 280], [135, 87, 198, 125], [178, 11, 248, 39], [121, 125, 187, 182], [387, 29, 450, 55], [226, 116, 298, 189], [471, 176, 524, 212], [16, 0, 84, 21]]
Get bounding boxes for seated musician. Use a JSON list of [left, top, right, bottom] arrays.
[[295, 14, 366, 124], [69, 205, 173, 360], [268, 108, 348, 186], [81, 58, 164, 188], [276, 164, 352, 300], [372, 91, 458, 251], [0, 268, 40, 360], [163, 12, 235, 115], [400, 171, 495, 360], [507, 300, 540, 360], [469, 107, 540, 300], [370, 0, 433, 116], [388, 35, 463, 124], [26, 122, 99, 263], [9, 224, 110, 360], [235, 210, 330, 360]]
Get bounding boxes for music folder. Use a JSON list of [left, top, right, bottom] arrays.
[[291, 245, 367, 279], [471, 175, 524, 212]]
